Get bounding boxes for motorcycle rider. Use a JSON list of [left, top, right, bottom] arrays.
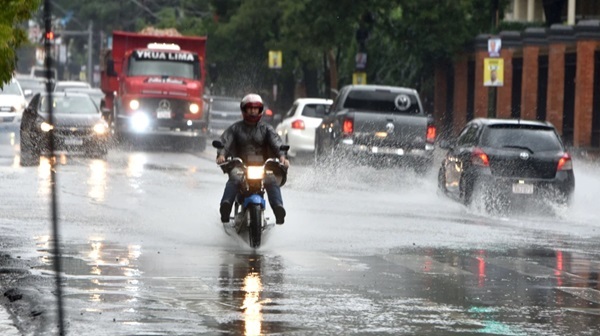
[[216, 93, 290, 224]]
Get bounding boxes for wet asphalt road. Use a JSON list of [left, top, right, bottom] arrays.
[[1, 127, 600, 335]]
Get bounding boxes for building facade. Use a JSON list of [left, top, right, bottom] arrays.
[[434, 20, 600, 148]]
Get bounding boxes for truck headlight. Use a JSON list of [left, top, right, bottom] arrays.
[[189, 103, 199, 114], [40, 122, 53, 132], [131, 113, 150, 132], [129, 99, 140, 110]]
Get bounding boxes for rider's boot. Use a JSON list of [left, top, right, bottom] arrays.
[[273, 205, 286, 225], [220, 202, 232, 223]]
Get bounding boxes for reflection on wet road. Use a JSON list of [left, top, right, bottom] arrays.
[[1, 130, 600, 334], [32, 239, 600, 335]]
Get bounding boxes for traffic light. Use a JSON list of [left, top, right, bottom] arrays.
[[45, 31, 54, 40]]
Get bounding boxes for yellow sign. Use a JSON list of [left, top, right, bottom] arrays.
[[353, 72, 367, 85], [484, 58, 504, 87], [268, 50, 282, 69]]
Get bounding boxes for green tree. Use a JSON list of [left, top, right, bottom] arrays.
[[0, 0, 40, 85]]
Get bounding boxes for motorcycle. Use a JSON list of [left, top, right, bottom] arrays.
[[213, 140, 289, 248]]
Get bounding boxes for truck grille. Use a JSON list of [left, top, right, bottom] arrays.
[[138, 98, 190, 120]]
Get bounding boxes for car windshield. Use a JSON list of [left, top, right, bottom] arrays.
[[343, 89, 421, 114], [65, 90, 104, 107], [302, 104, 329, 118], [55, 83, 90, 92], [39, 95, 97, 114], [0, 81, 22, 95], [212, 100, 239, 112], [19, 79, 46, 92], [480, 125, 563, 152]]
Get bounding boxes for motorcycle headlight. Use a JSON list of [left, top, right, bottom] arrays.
[[246, 166, 264, 180], [93, 122, 108, 134], [40, 122, 53, 132], [189, 103, 199, 114]]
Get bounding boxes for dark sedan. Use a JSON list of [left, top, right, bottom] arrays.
[[20, 92, 110, 166], [437, 118, 575, 213]]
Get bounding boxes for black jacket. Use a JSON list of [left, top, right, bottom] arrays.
[[218, 120, 285, 164]]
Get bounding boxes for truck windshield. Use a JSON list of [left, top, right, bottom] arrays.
[[128, 54, 199, 79], [343, 90, 421, 114]]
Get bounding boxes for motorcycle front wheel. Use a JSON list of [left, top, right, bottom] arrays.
[[247, 204, 262, 248]]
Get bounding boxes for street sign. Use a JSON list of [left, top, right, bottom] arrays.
[[353, 72, 367, 85], [268, 50, 282, 69], [355, 52, 367, 70], [484, 58, 504, 87], [488, 37, 501, 57]]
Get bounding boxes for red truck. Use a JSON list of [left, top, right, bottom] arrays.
[[100, 30, 208, 150]]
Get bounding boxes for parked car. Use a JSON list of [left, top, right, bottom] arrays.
[[276, 98, 333, 158], [15, 74, 47, 101], [314, 84, 436, 170], [19, 92, 110, 166], [53, 80, 92, 93], [0, 77, 28, 124], [437, 118, 575, 212], [206, 95, 242, 138]]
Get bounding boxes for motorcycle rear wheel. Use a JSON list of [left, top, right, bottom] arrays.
[[247, 204, 262, 248]]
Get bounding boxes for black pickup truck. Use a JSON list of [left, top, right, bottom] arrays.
[[314, 84, 436, 171]]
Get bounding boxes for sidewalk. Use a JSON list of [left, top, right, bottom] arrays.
[[0, 305, 21, 336]]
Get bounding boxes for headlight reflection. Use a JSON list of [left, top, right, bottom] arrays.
[[241, 272, 266, 336], [88, 160, 107, 202]]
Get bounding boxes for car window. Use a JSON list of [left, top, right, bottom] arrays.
[[211, 100, 239, 112], [285, 103, 298, 118], [343, 90, 421, 114], [457, 124, 479, 146], [302, 104, 329, 118], [40, 96, 98, 114], [480, 125, 563, 152], [0, 81, 23, 95]]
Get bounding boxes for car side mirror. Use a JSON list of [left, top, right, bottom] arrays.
[[107, 60, 117, 77], [23, 89, 33, 97], [438, 139, 454, 150]]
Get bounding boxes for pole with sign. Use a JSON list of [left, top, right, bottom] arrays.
[[268, 50, 282, 102]]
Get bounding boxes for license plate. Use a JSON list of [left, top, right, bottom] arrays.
[[371, 146, 404, 155], [157, 110, 171, 119], [64, 138, 83, 146], [512, 183, 534, 194]]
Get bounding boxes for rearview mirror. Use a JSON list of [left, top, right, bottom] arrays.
[[212, 140, 224, 149], [107, 60, 117, 77]]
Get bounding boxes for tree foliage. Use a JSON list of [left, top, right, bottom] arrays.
[[24, 0, 507, 107], [0, 0, 40, 85]]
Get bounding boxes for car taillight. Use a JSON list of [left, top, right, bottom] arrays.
[[291, 119, 305, 130], [426, 125, 436, 144], [471, 147, 489, 167], [342, 117, 353, 135], [557, 153, 573, 171]]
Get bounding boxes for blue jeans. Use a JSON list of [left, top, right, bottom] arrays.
[[220, 167, 284, 209]]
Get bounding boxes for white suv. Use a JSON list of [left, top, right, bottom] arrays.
[[0, 78, 27, 124]]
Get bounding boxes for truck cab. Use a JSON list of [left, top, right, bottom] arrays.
[[101, 31, 208, 151]]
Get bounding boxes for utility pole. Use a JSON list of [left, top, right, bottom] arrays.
[[88, 21, 93, 85]]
